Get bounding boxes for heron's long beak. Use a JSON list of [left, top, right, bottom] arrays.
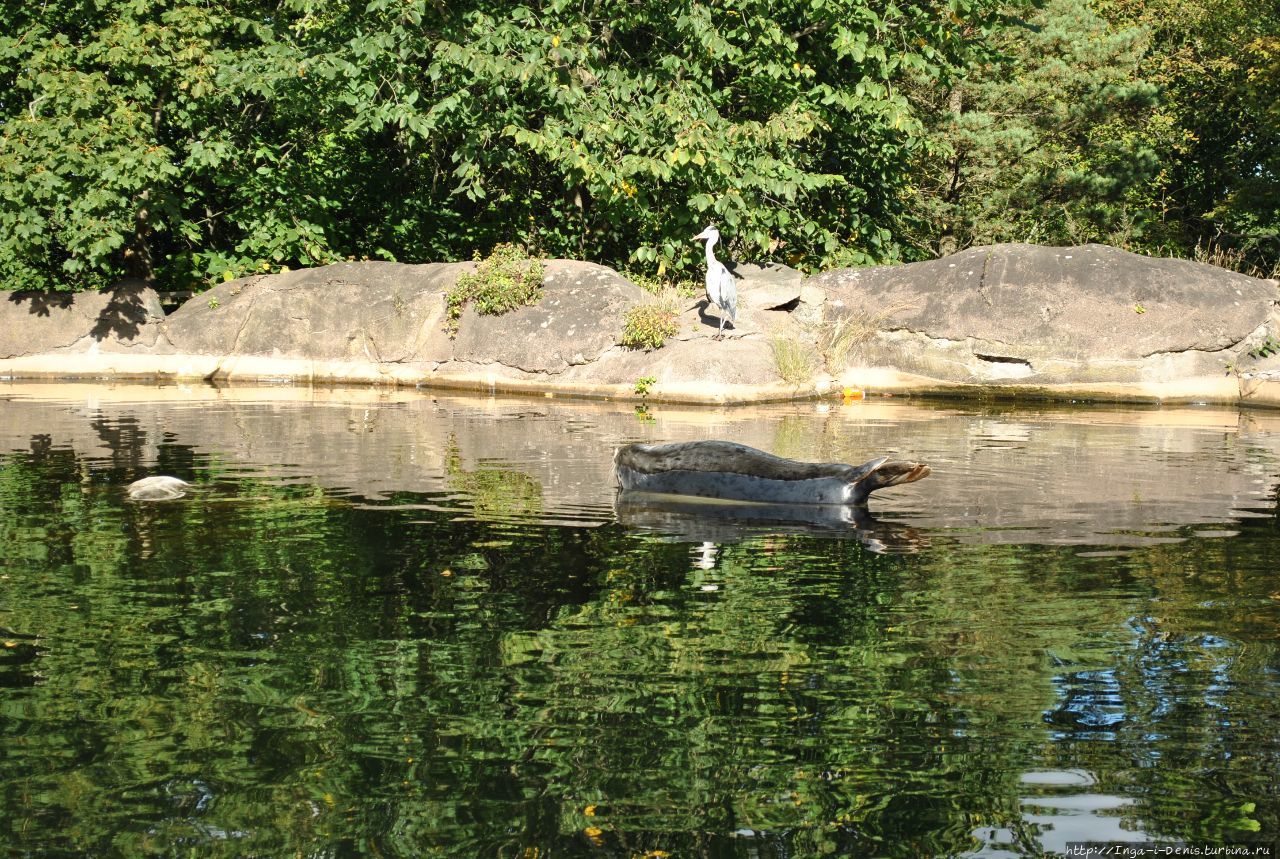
[[692, 229, 712, 242]]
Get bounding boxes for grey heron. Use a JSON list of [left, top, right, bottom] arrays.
[[692, 224, 738, 339]]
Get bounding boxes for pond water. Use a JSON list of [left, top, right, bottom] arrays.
[[1, 383, 1278, 857]]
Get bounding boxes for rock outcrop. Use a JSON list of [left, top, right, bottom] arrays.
[[2, 243, 1279, 407], [814, 243, 1280, 404], [163, 261, 464, 366], [1, 281, 166, 358]]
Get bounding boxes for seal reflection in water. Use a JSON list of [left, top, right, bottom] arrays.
[[614, 492, 931, 553], [614, 440, 930, 507], [126, 476, 191, 501]]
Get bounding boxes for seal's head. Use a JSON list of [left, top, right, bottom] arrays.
[[127, 475, 191, 501]]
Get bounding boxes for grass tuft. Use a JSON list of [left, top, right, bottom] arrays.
[[818, 301, 918, 371], [771, 335, 816, 388]]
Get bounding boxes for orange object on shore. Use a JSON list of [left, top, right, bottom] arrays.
[[842, 387, 864, 401]]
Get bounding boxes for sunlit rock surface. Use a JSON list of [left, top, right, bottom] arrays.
[[0, 280, 166, 357], [2, 245, 1279, 406], [812, 243, 1280, 404], [163, 260, 463, 365]]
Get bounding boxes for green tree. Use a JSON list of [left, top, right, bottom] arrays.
[[0, 0, 1004, 292], [0, 0, 335, 291], [1098, 0, 1280, 275], [901, 0, 1160, 257]]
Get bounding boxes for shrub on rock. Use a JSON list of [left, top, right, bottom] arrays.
[[444, 244, 544, 337]]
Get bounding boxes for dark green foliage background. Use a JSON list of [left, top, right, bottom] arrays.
[[0, 0, 1275, 291]]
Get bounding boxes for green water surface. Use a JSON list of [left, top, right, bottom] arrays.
[[0, 387, 1277, 857]]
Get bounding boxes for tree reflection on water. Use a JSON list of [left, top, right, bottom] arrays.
[[0, 386, 1276, 856]]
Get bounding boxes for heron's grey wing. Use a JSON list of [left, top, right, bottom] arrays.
[[706, 262, 731, 306], [719, 270, 738, 319]]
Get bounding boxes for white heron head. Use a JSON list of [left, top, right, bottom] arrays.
[[692, 224, 720, 243]]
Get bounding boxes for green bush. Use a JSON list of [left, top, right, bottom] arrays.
[[444, 244, 544, 337], [621, 302, 679, 351]]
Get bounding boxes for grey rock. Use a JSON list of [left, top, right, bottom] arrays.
[[731, 262, 805, 312], [0, 280, 166, 358], [162, 261, 465, 364], [812, 243, 1280, 386], [449, 260, 647, 373], [3, 245, 1280, 406]]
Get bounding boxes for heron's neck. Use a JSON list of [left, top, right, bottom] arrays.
[[703, 236, 719, 264]]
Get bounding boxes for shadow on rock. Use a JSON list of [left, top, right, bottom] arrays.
[[7, 280, 161, 345], [87, 281, 157, 342], [7, 291, 74, 317]]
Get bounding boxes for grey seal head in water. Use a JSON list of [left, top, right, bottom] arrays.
[[126, 476, 191, 501], [614, 440, 929, 506]]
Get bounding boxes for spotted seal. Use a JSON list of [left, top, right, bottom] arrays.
[[614, 440, 930, 506]]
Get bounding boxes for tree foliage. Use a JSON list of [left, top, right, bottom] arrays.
[[904, 0, 1161, 254], [0, 0, 1275, 292], [1099, 0, 1280, 273]]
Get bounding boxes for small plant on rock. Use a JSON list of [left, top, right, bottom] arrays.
[[621, 300, 679, 351], [1249, 335, 1280, 360], [444, 243, 544, 337], [771, 335, 816, 388]]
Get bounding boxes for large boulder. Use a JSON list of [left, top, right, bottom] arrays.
[[0, 281, 166, 358], [730, 262, 805, 313], [163, 261, 465, 364], [812, 243, 1280, 399], [158, 259, 652, 381], [4, 245, 1280, 407], [445, 260, 647, 374], [430, 260, 805, 402]]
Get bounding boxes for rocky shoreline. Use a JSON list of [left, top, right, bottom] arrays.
[[3, 243, 1279, 407]]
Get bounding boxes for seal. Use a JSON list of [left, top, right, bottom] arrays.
[[614, 440, 929, 506], [127, 476, 191, 501]]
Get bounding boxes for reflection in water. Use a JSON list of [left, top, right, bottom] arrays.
[[2, 382, 1277, 543], [0, 383, 1278, 856], [616, 490, 930, 553], [968, 770, 1151, 857], [693, 541, 718, 570]]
